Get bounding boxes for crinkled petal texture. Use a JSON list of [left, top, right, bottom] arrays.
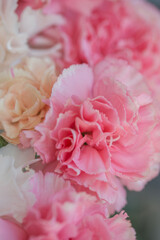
[[0, 144, 35, 222], [9, 172, 135, 240], [0, 57, 57, 144], [34, 0, 160, 102], [21, 58, 159, 212]]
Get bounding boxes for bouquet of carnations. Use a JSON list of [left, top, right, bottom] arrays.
[[0, 0, 160, 239]]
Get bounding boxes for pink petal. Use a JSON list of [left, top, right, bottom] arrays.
[[0, 219, 27, 240], [75, 145, 110, 174], [51, 64, 94, 111]]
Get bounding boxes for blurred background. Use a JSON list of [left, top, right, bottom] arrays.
[[125, 176, 160, 240], [124, 2, 160, 240], [148, 0, 160, 7]]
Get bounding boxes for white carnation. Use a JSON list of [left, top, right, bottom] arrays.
[[0, 144, 35, 222]]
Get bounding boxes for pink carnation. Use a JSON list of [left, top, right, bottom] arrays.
[[21, 58, 159, 211], [59, 0, 160, 68], [0, 172, 136, 240], [33, 0, 160, 99]]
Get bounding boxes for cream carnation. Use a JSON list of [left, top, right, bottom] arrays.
[[0, 144, 35, 222], [0, 57, 57, 144]]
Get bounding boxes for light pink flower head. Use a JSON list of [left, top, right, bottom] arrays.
[[38, 0, 160, 100], [0, 173, 135, 240], [61, 0, 160, 67], [21, 58, 159, 211], [1, 172, 135, 240]]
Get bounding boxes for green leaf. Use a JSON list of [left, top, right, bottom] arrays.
[[0, 136, 8, 148], [35, 152, 40, 159]]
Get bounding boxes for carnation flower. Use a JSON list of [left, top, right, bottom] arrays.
[[39, 0, 160, 100], [0, 0, 27, 70], [0, 172, 136, 240], [61, 0, 160, 67], [0, 0, 64, 71], [21, 58, 159, 211], [18, 2, 65, 59], [0, 57, 57, 144], [0, 144, 35, 222], [0, 0, 159, 239]]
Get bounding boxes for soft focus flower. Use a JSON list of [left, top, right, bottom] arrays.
[[62, 0, 160, 67], [0, 57, 57, 144], [40, 0, 160, 100], [0, 144, 35, 222], [0, 0, 27, 70], [0, 172, 136, 240], [0, 0, 64, 70], [19, 2, 65, 59], [20, 0, 105, 69], [21, 58, 159, 211]]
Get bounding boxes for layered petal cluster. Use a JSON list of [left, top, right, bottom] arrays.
[[31, 0, 160, 100], [0, 172, 136, 240], [0, 57, 57, 144], [0, 144, 35, 222], [0, 0, 27, 70], [60, 0, 160, 69], [19, 2, 65, 58], [21, 58, 159, 211], [1, 1, 160, 239], [0, 0, 64, 71]]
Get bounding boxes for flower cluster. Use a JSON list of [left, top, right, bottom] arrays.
[[0, 0, 160, 239], [0, 172, 135, 240]]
